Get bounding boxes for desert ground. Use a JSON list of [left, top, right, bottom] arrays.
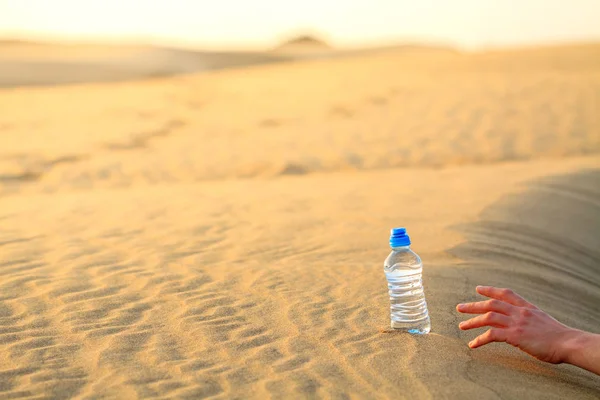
[[0, 42, 599, 399]]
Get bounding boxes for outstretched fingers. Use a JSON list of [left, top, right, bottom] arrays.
[[468, 328, 507, 348], [476, 286, 537, 309], [456, 286, 541, 351]]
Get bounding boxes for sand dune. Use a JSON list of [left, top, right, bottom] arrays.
[[0, 39, 456, 88], [0, 43, 599, 398], [0, 41, 290, 88], [0, 44, 598, 194]]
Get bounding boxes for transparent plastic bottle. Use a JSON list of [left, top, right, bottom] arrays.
[[384, 227, 431, 333]]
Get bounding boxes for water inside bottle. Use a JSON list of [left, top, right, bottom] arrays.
[[385, 264, 431, 334]]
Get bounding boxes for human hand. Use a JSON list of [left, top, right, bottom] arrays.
[[456, 286, 575, 364]]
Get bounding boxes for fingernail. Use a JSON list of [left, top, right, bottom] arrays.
[[457, 304, 464, 311], [459, 322, 465, 328], [468, 341, 474, 347]]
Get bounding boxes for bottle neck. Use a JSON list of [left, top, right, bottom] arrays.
[[391, 245, 411, 251]]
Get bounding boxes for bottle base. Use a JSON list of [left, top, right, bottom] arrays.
[[391, 320, 431, 334]]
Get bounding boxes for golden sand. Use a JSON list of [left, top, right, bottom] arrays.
[[0, 44, 599, 398]]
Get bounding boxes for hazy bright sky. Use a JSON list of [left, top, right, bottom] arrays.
[[1, 0, 599, 49]]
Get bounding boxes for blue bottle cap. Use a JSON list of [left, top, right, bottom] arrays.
[[390, 227, 411, 247]]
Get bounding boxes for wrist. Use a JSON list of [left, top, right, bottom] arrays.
[[559, 328, 590, 365]]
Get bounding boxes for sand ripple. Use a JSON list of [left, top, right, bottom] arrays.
[[0, 159, 598, 398]]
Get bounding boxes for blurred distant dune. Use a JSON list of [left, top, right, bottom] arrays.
[[1, 39, 598, 185], [272, 35, 333, 58], [0, 39, 287, 87], [2, 37, 596, 89], [0, 36, 459, 87]]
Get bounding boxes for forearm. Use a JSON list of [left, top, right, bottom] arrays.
[[562, 329, 600, 375]]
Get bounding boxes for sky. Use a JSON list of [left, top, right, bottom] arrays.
[[1, 0, 599, 50]]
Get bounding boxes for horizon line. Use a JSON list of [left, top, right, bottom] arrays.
[[1, 32, 600, 53]]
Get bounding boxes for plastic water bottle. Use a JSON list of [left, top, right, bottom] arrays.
[[384, 227, 431, 333]]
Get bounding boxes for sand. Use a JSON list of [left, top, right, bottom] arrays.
[[0, 43, 599, 399]]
